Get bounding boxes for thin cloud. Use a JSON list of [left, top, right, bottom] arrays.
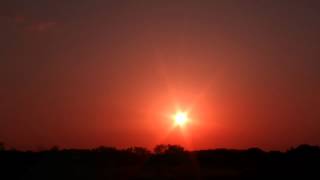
[[1, 15, 26, 24], [25, 21, 57, 32], [1, 14, 57, 32], [13, 15, 26, 23]]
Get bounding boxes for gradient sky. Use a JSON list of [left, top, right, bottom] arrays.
[[1, 0, 320, 150]]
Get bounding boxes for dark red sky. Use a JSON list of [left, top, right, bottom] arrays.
[[1, 0, 320, 150]]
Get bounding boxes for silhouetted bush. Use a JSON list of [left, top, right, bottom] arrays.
[[49, 145, 60, 152], [125, 146, 151, 156], [1, 144, 320, 179], [153, 144, 167, 154], [154, 144, 185, 155], [92, 146, 117, 153]]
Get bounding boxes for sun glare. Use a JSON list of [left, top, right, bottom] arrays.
[[174, 111, 189, 127]]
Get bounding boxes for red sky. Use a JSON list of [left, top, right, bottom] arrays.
[[1, 0, 320, 150]]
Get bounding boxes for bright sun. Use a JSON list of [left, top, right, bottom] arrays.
[[174, 111, 189, 126]]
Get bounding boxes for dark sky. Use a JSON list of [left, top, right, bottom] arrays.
[[1, 0, 320, 150]]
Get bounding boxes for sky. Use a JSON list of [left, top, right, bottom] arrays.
[[1, 0, 320, 150]]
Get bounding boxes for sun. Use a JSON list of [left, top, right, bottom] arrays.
[[173, 111, 189, 127]]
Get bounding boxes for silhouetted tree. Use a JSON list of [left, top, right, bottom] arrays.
[[290, 144, 320, 153], [166, 145, 185, 154], [1, 144, 320, 179], [154, 144, 185, 154], [93, 146, 117, 153], [49, 145, 60, 152], [126, 146, 151, 156], [154, 144, 167, 154]]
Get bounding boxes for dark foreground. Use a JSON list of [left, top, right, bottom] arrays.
[[1, 144, 319, 179]]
